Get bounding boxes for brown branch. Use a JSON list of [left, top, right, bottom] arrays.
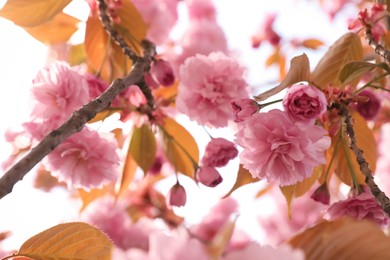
[[334, 103, 390, 216], [366, 27, 390, 62]]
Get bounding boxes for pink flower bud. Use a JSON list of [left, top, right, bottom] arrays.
[[202, 138, 238, 167], [167, 183, 187, 207], [354, 89, 381, 120], [150, 60, 175, 87], [144, 72, 160, 89], [197, 166, 223, 187], [128, 85, 147, 107], [310, 183, 330, 205], [231, 98, 259, 122]]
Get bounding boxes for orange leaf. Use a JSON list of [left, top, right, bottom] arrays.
[[311, 32, 363, 89], [224, 164, 260, 197], [160, 118, 199, 178], [129, 124, 157, 173], [265, 48, 282, 68], [88, 108, 122, 124], [69, 43, 86, 66], [280, 168, 320, 217], [0, 0, 72, 27], [13, 222, 112, 260], [207, 219, 236, 260], [290, 218, 390, 260], [301, 38, 324, 50], [24, 12, 79, 44], [255, 53, 310, 101], [78, 185, 113, 212], [335, 111, 377, 186], [117, 148, 138, 197]]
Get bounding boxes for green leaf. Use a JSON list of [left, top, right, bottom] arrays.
[[254, 53, 310, 101], [160, 118, 199, 178], [0, 0, 72, 27], [311, 32, 363, 88], [339, 61, 390, 85], [129, 124, 157, 173], [224, 164, 260, 197], [12, 222, 112, 260]]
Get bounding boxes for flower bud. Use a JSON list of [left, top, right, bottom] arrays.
[[310, 183, 330, 205], [202, 138, 238, 167], [354, 89, 381, 120], [197, 166, 223, 187], [167, 183, 187, 207], [150, 60, 175, 87], [231, 98, 259, 122]]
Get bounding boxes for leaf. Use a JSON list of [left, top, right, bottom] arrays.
[[265, 48, 282, 67], [129, 124, 157, 173], [280, 168, 320, 217], [24, 12, 79, 44], [289, 218, 390, 260], [301, 38, 324, 50], [224, 164, 260, 197], [84, 1, 147, 82], [117, 152, 138, 197], [78, 185, 113, 212], [339, 61, 390, 85], [254, 53, 310, 101], [88, 108, 121, 124], [13, 222, 112, 260], [0, 0, 72, 27], [207, 219, 236, 260], [311, 32, 363, 89], [335, 111, 377, 186], [160, 118, 199, 178], [69, 44, 87, 66]]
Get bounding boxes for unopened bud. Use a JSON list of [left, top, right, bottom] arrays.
[[311, 183, 330, 205], [197, 166, 223, 187], [150, 60, 175, 87], [168, 183, 187, 207]]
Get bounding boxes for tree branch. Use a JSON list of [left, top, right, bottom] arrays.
[[335, 103, 390, 216]]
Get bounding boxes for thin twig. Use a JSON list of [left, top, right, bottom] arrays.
[[334, 103, 390, 216]]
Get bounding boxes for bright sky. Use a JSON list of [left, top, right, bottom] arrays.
[[0, 0, 356, 251]]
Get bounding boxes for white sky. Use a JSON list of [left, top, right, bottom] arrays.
[[0, 0, 356, 251]]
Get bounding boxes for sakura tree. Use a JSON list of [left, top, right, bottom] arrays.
[[1, 0, 390, 259]]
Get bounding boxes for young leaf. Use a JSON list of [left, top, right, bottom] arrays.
[[78, 185, 113, 212], [335, 112, 377, 186], [0, 0, 72, 27], [339, 61, 390, 85], [117, 152, 138, 197], [224, 164, 260, 197], [289, 218, 390, 260], [301, 38, 324, 50], [254, 53, 310, 101], [13, 222, 112, 260], [69, 43, 87, 66], [129, 124, 157, 173], [160, 118, 199, 178], [207, 219, 236, 260], [311, 32, 363, 88], [24, 12, 79, 45], [280, 167, 320, 217], [88, 108, 122, 124]]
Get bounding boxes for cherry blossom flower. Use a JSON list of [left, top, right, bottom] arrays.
[[191, 197, 238, 241], [222, 243, 304, 260], [202, 138, 238, 167], [283, 84, 327, 124], [231, 98, 260, 122], [128, 85, 147, 107], [132, 0, 178, 45], [197, 166, 223, 187], [30, 61, 89, 135], [326, 191, 388, 226], [235, 109, 330, 186], [167, 183, 187, 207], [251, 13, 281, 48], [186, 0, 216, 21], [177, 52, 248, 128], [354, 89, 381, 120], [46, 128, 119, 189]]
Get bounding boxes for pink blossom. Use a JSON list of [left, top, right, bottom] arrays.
[[150, 60, 175, 87], [348, 3, 387, 42], [354, 89, 381, 120], [251, 13, 280, 48], [31, 61, 89, 135], [191, 197, 238, 241], [222, 244, 304, 260], [197, 166, 223, 187], [177, 52, 248, 128], [326, 191, 388, 226], [84, 74, 121, 107], [231, 98, 260, 122], [128, 85, 147, 107], [132, 0, 178, 45], [235, 109, 330, 186], [167, 183, 187, 207], [186, 0, 216, 21], [320, 0, 351, 20], [46, 128, 119, 189], [202, 138, 238, 167], [283, 84, 327, 124]]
